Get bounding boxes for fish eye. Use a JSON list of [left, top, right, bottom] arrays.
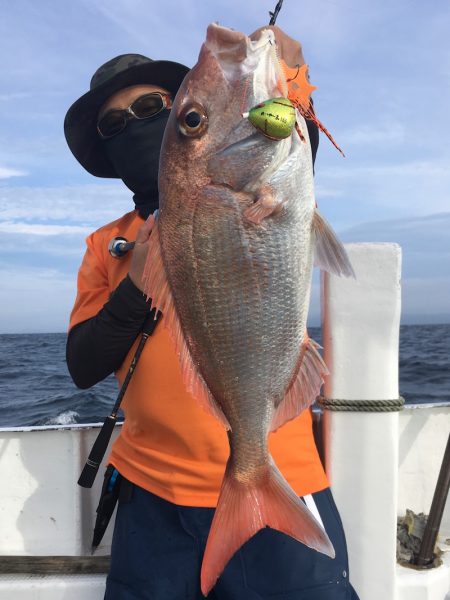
[[178, 103, 208, 137]]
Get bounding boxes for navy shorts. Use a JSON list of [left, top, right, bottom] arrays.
[[105, 484, 360, 600]]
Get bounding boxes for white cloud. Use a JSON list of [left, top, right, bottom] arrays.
[[0, 183, 131, 225], [402, 276, 450, 315], [340, 121, 406, 146], [0, 92, 31, 102], [0, 184, 135, 283], [82, 0, 171, 49], [323, 160, 450, 180], [0, 221, 90, 236], [315, 185, 344, 199], [0, 167, 27, 179], [339, 213, 450, 322], [341, 211, 450, 239], [315, 158, 450, 221]]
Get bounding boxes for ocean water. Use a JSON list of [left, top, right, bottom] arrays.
[[0, 325, 449, 428]]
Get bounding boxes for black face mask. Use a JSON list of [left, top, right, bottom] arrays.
[[103, 110, 170, 219]]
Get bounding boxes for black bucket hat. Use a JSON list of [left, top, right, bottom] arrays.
[[64, 54, 189, 178]]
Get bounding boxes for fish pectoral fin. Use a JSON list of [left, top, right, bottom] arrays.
[[243, 185, 283, 224], [313, 209, 355, 278], [200, 458, 334, 596], [142, 222, 230, 431], [271, 336, 328, 432]]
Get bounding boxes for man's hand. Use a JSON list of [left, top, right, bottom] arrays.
[[250, 25, 305, 69], [128, 214, 155, 293]]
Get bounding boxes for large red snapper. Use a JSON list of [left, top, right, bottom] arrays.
[[143, 23, 353, 596]]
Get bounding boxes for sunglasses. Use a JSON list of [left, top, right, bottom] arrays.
[[97, 92, 172, 139]]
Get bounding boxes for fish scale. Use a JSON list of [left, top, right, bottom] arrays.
[[160, 183, 311, 464]]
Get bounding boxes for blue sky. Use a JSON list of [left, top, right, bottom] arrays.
[[0, 0, 449, 332]]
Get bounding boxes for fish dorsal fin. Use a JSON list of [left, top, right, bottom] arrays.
[[313, 210, 355, 278], [270, 336, 328, 432], [142, 223, 231, 430]]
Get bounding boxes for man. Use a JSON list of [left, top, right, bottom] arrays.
[[65, 27, 359, 600]]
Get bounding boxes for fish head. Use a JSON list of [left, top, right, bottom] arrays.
[[159, 23, 298, 199]]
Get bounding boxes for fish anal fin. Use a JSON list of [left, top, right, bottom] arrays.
[[142, 224, 230, 430], [243, 185, 283, 224], [201, 459, 334, 596], [313, 210, 355, 278], [270, 336, 328, 433]]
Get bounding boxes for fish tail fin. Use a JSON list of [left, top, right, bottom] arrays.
[[200, 459, 335, 596]]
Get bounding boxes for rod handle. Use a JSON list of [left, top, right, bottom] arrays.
[[78, 416, 117, 488], [108, 237, 136, 258]]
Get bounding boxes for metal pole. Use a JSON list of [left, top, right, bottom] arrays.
[[414, 431, 450, 566]]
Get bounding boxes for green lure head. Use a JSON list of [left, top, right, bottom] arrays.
[[246, 97, 296, 140]]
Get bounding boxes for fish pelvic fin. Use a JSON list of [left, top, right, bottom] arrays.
[[271, 335, 328, 432], [243, 184, 283, 224], [142, 222, 230, 430], [313, 209, 355, 278], [200, 458, 335, 596]]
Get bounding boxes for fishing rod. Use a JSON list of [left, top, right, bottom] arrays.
[[78, 231, 157, 488], [78, 307, 159, 489], [269, 0, 284, 25]]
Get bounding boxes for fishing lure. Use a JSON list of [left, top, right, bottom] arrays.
[[244, 97, 296, 140]]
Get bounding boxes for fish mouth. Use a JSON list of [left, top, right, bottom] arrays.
[[205, 23, 249, 63], [202, 23, 285, 190], [205, 23, 275, 81]]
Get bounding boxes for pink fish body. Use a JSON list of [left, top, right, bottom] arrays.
[[143, 23, 354, 596]]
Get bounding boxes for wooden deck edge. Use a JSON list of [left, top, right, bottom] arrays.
[[0, 556, 110, 575]]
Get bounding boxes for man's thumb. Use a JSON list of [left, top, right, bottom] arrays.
[[135, 214, 155, 243]]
